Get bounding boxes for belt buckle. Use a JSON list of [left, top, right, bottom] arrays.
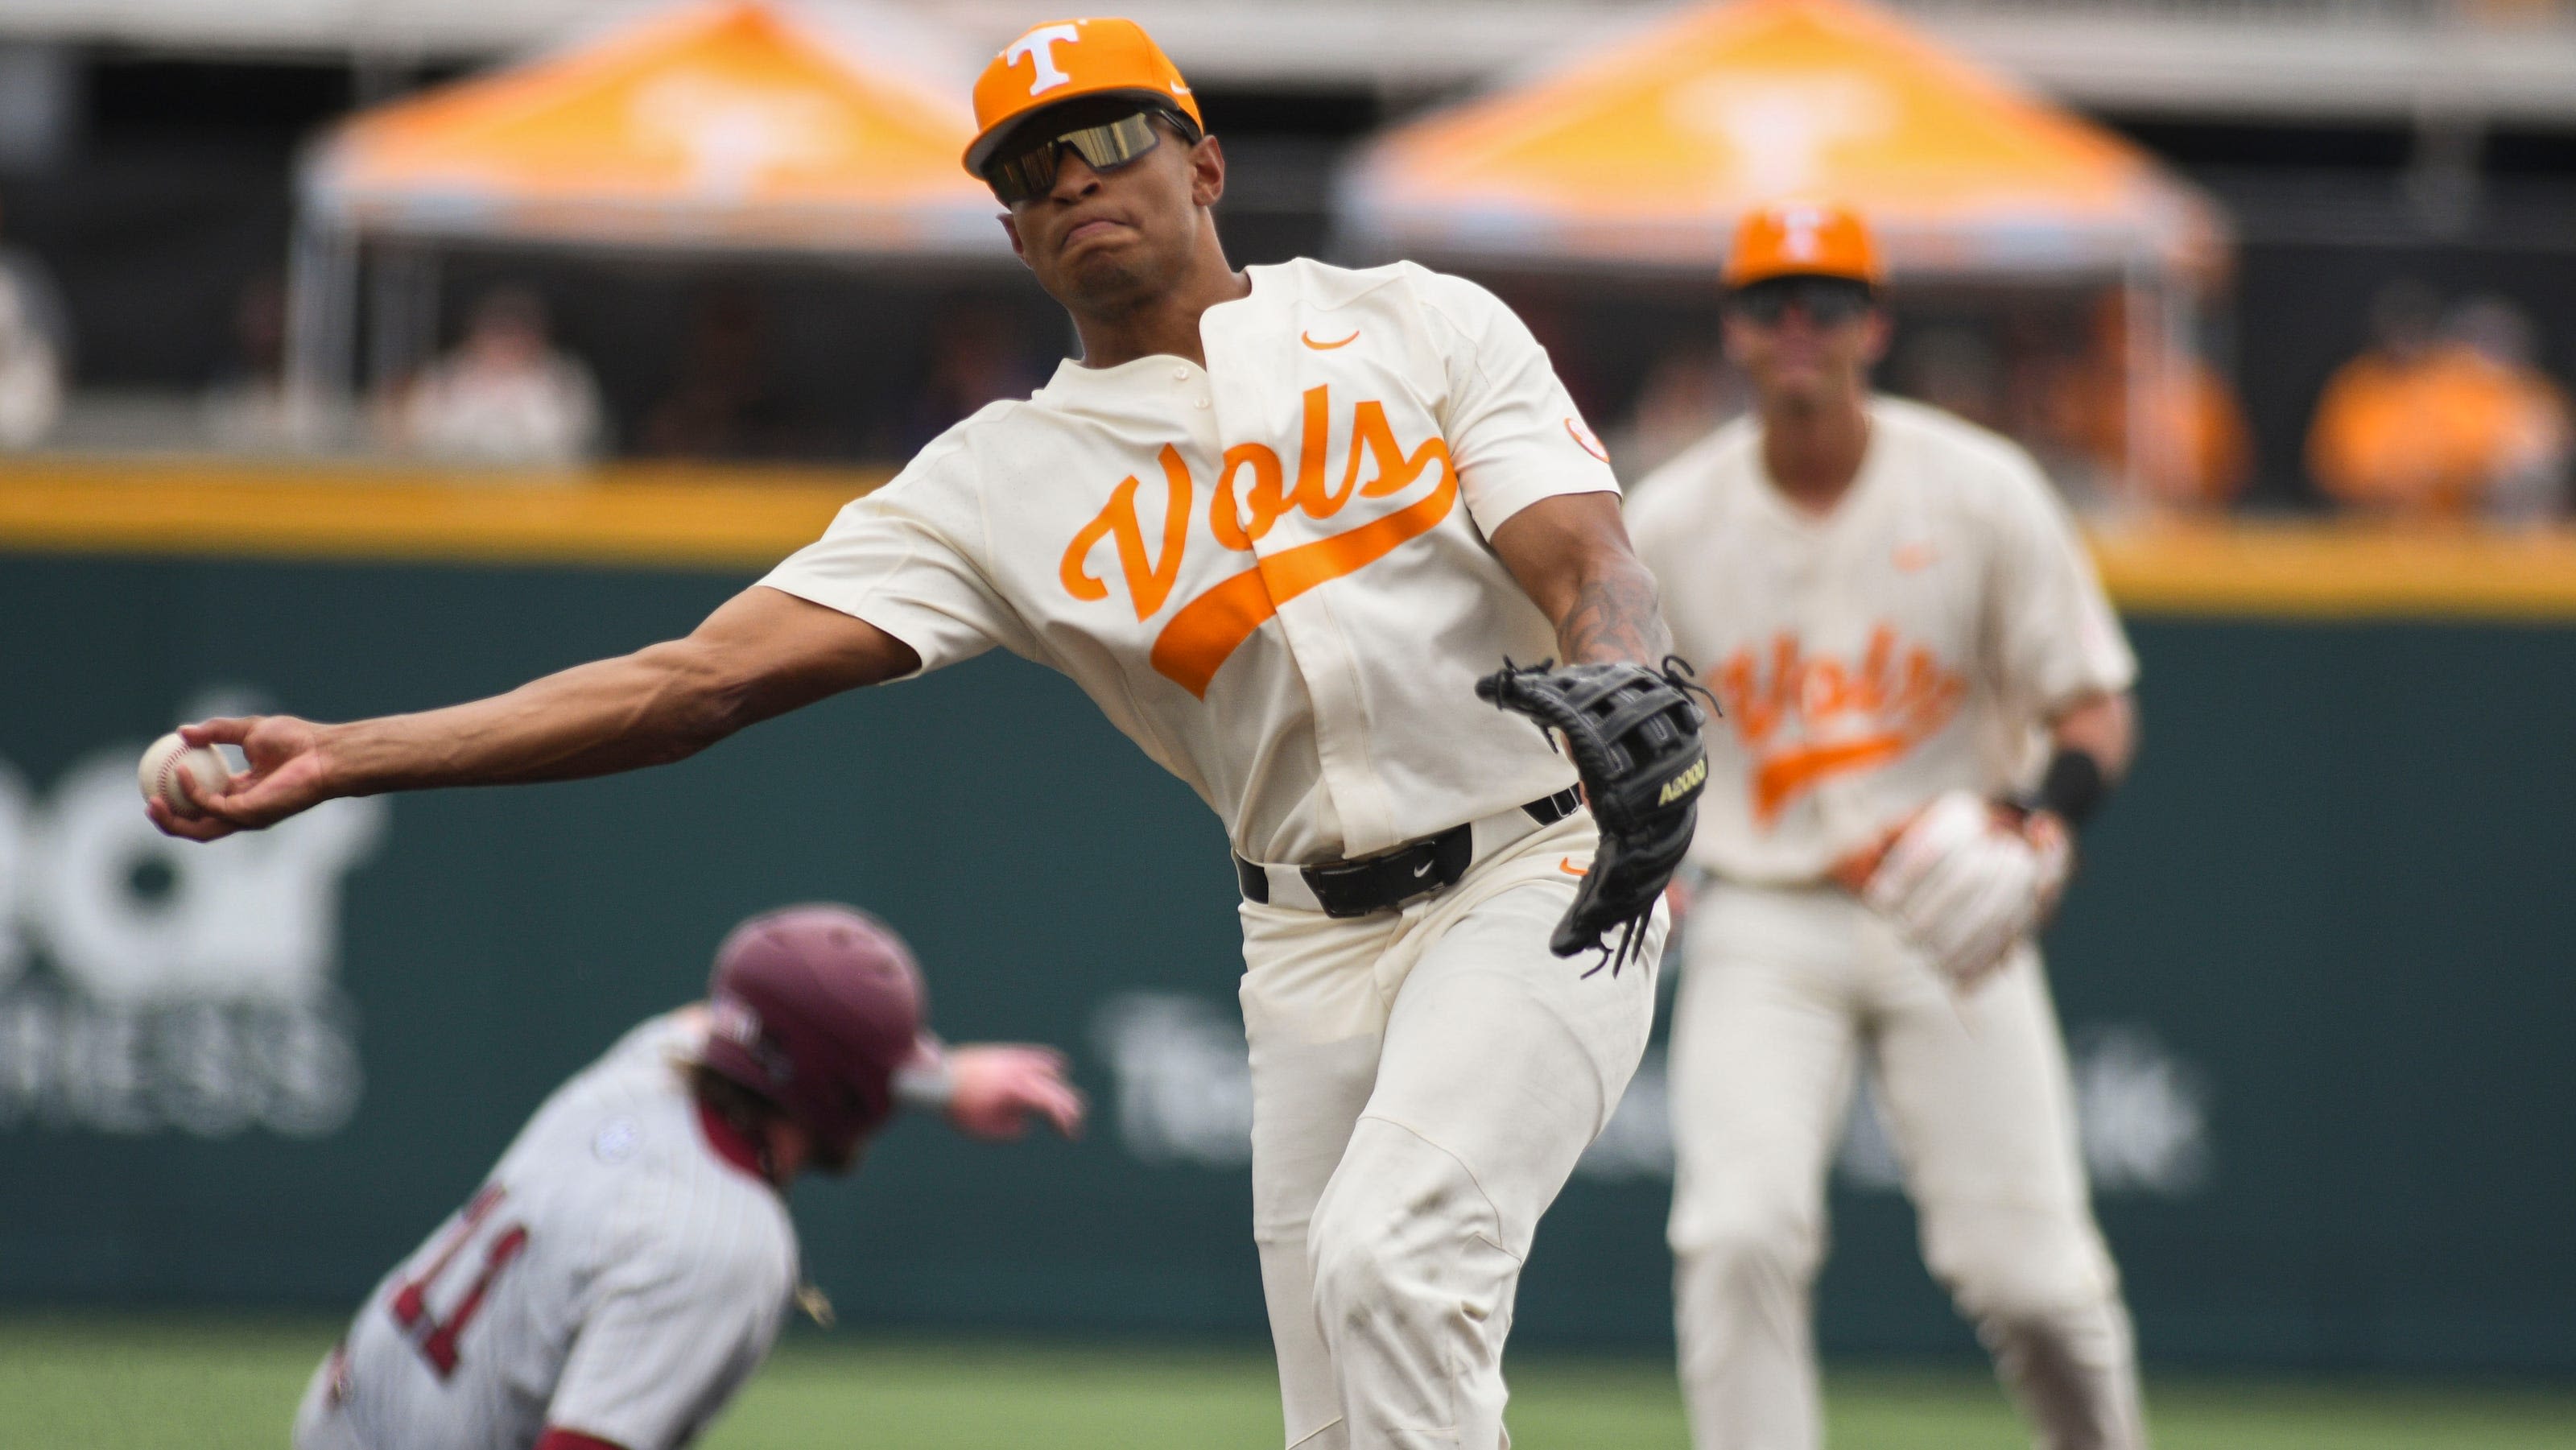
[[1300, 855, 1404, 919], [1299, 824, 1472, 918]]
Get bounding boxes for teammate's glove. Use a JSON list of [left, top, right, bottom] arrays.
[[1854, 789, 2070, 989], [1476, 657, 1713, 976]]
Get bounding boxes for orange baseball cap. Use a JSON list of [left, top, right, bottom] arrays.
[[964, 18, 1203, 177], [1724, 200, 1886, 289]]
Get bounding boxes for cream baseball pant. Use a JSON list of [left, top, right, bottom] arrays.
[[1241, 812, 1662, 1450], [1666, 881, 2146, 1450]]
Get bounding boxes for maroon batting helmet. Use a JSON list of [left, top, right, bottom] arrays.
[[700, 903, 926, 1171]]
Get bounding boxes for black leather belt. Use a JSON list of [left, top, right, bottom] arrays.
[[1235, 787, 1582, 919]]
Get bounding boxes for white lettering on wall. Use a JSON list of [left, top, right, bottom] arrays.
[[0, 713, 385, 1139], [1092, 991, 2212, 1199]]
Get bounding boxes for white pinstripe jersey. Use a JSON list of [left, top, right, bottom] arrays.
[[332, 1010, 798, 1450]]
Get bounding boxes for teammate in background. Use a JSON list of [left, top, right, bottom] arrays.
[[1627, 201, 2149, 1450], [292, 903, 1084, 1450], [154, 20, 1690, 1450]]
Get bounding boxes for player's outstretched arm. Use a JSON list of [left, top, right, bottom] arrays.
[[936, 1044, 1085, 1142], [1487, 492, 1674, 667], [148, 585, 920, 842]]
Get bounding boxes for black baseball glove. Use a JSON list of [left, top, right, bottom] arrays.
[[1476, 657, 1714, 975]]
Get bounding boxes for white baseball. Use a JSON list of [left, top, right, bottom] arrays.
[[138, 732, 231, 818]]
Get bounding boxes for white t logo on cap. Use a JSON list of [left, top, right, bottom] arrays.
[[1005, 22, 1083, 97], [1779, 205, 1825, 261]]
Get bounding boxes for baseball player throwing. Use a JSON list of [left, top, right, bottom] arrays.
[[1626, 201, 2149, 1450], [152, 19, 1707, 1450], [291, 903, 1084, 1450]]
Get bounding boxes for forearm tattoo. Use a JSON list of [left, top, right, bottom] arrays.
[[1558, 564, 1672, 666]]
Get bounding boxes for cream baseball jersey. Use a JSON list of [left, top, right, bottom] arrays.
[[331, 1012, 797, 1450], [1627, 396, 2136, 886], [761, 258, 1618, 865]]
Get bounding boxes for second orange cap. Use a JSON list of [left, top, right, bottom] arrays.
[[1724, 200, 1885, 289]]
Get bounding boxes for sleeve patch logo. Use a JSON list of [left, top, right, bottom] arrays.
[[1565, 416, 1610, 462]]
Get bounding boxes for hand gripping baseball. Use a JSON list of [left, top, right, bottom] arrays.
[[1476, 657, 1714, 976], [146, 716, 336, 842]]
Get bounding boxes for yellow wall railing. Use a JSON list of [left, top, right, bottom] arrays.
[[2087, 523, 2576, 621], [4, 458, 2575, 621], [0, 458, 881, 572]]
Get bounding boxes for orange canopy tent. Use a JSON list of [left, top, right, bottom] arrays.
[[1335, 0, 2231, 502], [1336, 0, 2224, 281], [288, 2, 1008, 397]]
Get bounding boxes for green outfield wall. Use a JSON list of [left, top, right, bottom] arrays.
[[1, 538, 2570, 1375]]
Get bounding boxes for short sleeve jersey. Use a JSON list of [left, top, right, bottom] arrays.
[[761, 258, 1619, 865], [1627, 396, 2136, 886], [336, 1011, 799, 1450]]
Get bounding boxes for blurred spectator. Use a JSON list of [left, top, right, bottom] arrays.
[[0, 276, 62, 450], [2041, 291, 2251, 516], [642, 288, 815, 461], [392, 287, 603, 467], [1604, 341, 1740, 485], [892, 302, 1043, 454], [0, 202, 68, 450], [2307, 281, 2566, 521], [2446, 295, 2571, 525]]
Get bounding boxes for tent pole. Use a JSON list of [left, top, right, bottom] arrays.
[[2120, 257, 2156, 513], [286, 219, 360, 432]]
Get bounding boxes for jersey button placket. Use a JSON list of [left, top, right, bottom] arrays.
[[1219, 328, 1386, 852]]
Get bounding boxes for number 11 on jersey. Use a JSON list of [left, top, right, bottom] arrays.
[[388, 1183, 532, 1378]]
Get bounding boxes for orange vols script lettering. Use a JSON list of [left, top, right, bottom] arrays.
[[1059, 385, 1459, 697], [1059, 444, 1194, 619], [1713, 626, 1967, 824]]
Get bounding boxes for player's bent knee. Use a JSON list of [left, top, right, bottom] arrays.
[[1670, 1205, 1824, 1296], [1308, 1223, 1408, 1330], [1307, 1122, 1513, 1334], [1924, 1209, 2117, 1320]]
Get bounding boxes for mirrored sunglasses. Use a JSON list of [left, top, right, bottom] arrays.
[[985, 110, 1178, 205], [1727, 277, 1877, 328]]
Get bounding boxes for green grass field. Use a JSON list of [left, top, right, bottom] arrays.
[[6, 1316, 2574, 1450]]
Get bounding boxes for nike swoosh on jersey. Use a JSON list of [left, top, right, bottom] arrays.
[[1893, 541, 1938, 572], [1301, 329, 1360, 350]]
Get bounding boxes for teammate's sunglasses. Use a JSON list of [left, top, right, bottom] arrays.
[[1726, 277, 1878, 328], [983, 108, 1196, 205]]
